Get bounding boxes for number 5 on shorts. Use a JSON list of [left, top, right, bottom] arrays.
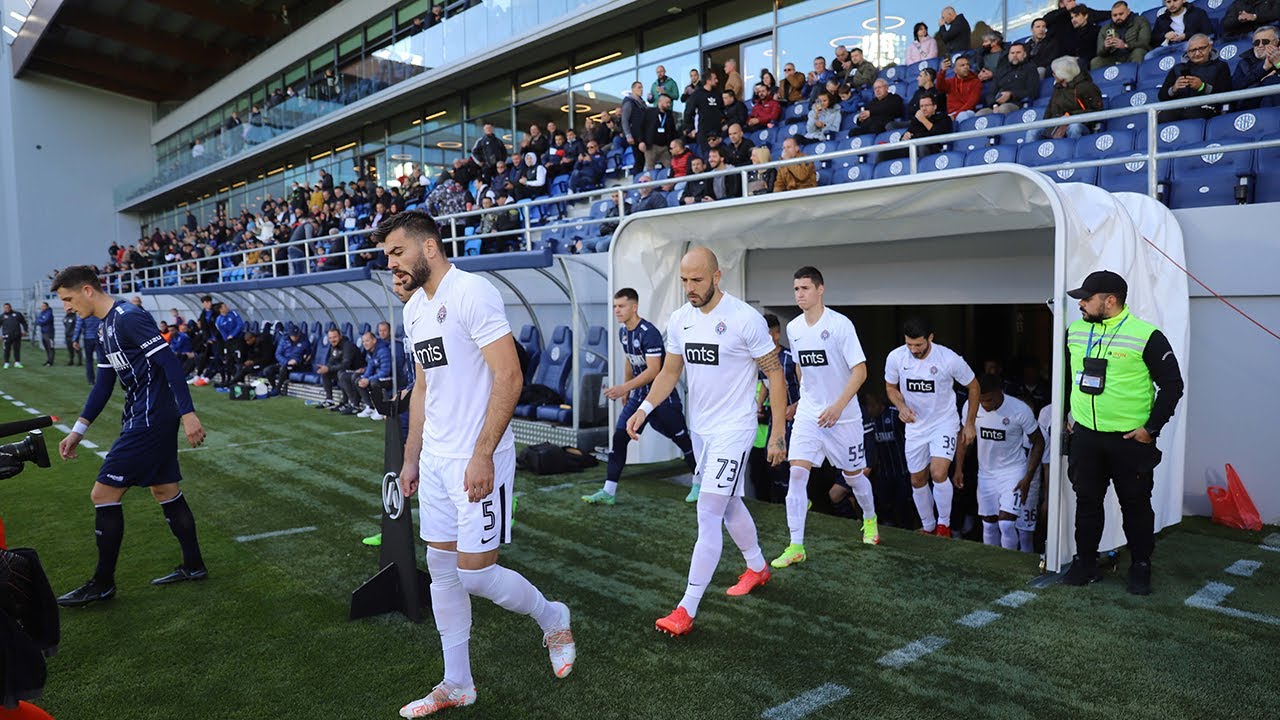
[[482, 500, 496, 531]]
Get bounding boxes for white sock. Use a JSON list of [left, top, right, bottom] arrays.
[[680, 493, 730, 617], [912, 484, 937, 531], [603, 480, 618, 496], [1018, 529, 1035, 553], [932, 479, 954, 527], [982, 520, 1001, 546], [458, 564, 562, 633], [785, 466, 810, 545], [844, 471, 876, 521], [426, 548, 473, 688], [723, 496, 766, 572], [999, 520, 1018, 550]]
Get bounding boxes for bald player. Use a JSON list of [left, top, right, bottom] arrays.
[[629, 247, 788, 637]]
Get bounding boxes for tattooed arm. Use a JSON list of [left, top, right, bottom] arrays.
[[756, 350, 788, 465]]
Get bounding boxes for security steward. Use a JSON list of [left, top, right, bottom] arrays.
[[1060, 271, 1183, 595]]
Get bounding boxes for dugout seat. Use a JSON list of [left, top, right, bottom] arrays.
[[536, 325, 609, 424], [517, 324, 543, 385], [516, 325, 571, 418]]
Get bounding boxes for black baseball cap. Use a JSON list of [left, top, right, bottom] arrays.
[[1067, 270, 1128, 299]]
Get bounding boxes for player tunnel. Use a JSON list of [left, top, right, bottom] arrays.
[[610, 165, 1191, 573]]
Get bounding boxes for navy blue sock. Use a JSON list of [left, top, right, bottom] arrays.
[[93, 503, 124, 585], [605, 427, 630, 483], [673, 432, 697, 473], [160, 493, 205, 570]]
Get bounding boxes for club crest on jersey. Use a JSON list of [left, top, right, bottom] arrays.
[[821, 329, 830, 340], [685, 342, 719, 365], [906, 378, 935, 393], [798, 349, 829, 367], [1002, 417, 1010, 425], [436, 305, 447, 324], [715, 321, 726, 335], [413, 337, 448, 368], [930, 366, 938, 375], [980, 427, 1007, 441]]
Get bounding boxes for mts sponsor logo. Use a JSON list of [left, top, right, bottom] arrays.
[[905, 378, 934, 393], [798, 349, 829, 367], [414, 337, 448, 369], [685, 343, 719, 365], [980, 427, 1007, 441]]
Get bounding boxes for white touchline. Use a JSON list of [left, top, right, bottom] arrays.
[[877, 635, 948, 669], [1259, 545, 1280, 554], [1263, 533, 1280, 548], [23, 408, 39, 415], [994, 591, 1036, 608], [1185, 581, 1280, 627], [181, 438, 279, 452], [761, 683, 851, 720], [331, 429, 374, 435], [538, 481, 583, 493], [1225, 560, 1262, 577], [55, 424, 72, 434], [235, 526, 318, 543], [11, 400, 26, 407], [79, 439, 98, 449], [95, 451, 109, 459], [955, 610, 1002, 628]]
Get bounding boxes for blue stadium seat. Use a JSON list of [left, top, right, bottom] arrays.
[[359, 322, 371, 337], [751, 127, 772, 147], [1096, 81, 1128, 100], [464, 238, 482, 256], [516, 324, 543, 387], [1216, 39, 1252, 65], [1253, 146, 1280, 203], [906, 58, 942, 75], [589, 199, 613, 219], [1098, 152, 1171, 196], [1038, 76, 1055, 99], [651, 167, 670, 181], [839, 113, 860, 134], [875, 128, 908, 146], [779, 122, 804, 141], [1096, 62, 1139, 88], [808, 139, 839, 157], [1075, 130, 1137, 163], [1017, 138, 1077, 166], [817, 166, 835, 185], [843, 134, 875, 154], [1201, 0, 1233, 32], [1169, 143, 1254, 208], [666, 189, 683, 206], [879, 65, 909, 83], [519, 325, 571, 418], [1145, 41, 1185, 63], [1042, 165, 1100, 184], [918, 151, 966, 172], [953, 113, 1004, 152], [785, 101, 810, 124], [1005, 107, 1045, 128], [311, 322, 322, 338], [1207, 108, 1280, 143], [873, 157, 916, 179], [1140, 6, 1163, 33], [834, 162, 875, 183], [1136, 56, 1178, 90], [537, 325, 609, 424], [964, 145, 1017, 166], [1135, 118, 1207, 149]]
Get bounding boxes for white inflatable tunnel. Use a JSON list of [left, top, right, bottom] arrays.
[[610, 165, 1189, 573]]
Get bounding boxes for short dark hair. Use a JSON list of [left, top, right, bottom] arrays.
[[1069, 4, 1091, 15], [1009, 41, 1027, 53], [722, 88, 736, 100], [903, 316, 933, 339], [369, 209, 443, 249], [614, 287, 639, 302], [978, 373, 1004, 394], [764, 313, 781, 330], [200, 295, 213, 303], [1112, 0, 1128, 8], [707, 146, 725, 159], [793, 266, 824, 286], [50, 265, 102, 292]]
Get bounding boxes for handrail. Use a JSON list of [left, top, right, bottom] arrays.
[[98, 83, 1280, 293]]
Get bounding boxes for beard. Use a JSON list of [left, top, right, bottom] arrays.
[[688, 284, 716, 308], [397, 255, 431, 293], [910, 341, 931, 359], [1081, 308, 1106, 323]]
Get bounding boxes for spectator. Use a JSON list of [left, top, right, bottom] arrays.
[[681, 68, 701, 104], [681, 156, 714, 204], [1026, 18, 1062, 78], [1064, 3, 1106, 66], [287, 216, 317, 275], [169, 322, 197, 377], [849, 79, 905, 135], [706, 147, 742, 200], [1153, 0, 1214, 47], [36, 301, 54, 366], [721, 89, 748, 132], [621, 81, 647, 174], [779, 63, 808, 104], [773, 137, 817, 193], [227, 330, 275, 387], [723, 123, 755, 166], [849, 47, 880, 89], [907, 22, 940, 63], [804, 92, 842, 141], [807, 56, 835, 101], [1222, 0, 1280, 38], [564, 128, 586, 160], [831, 44, 855, 80], [542, 131, 573, 179], [760, 68, 779, 98], [1092, 1, 1152, 68], [62, 306, 79, 366], [515, 151, 549, 199], [471, 123, 507, 180], [520, 123, 550, 157], [642, 93, 677, 170], [353, 332, 392, 420], [747, 146, 776, 196], [1, 302, 27, 368], [937, 6, 974, 56], [898, 95, 954, 156], [977, 43, 1042, 115], [1231, 26, 1280, 108], [214, 302, 246, 376], [264, 326, 310, 395], [668, 137, 694, 178], [649, 65, 679, 105], [890, 67, 948, 129], [1028, 56, 1104, 140], [837, 83, 861, 113], [1157, 34, 1234, 120], [724, 59, 745, 100], [315, 328, 360, 410], [684, 71, 724, 155], [569, 140, 607, 192], [976, 31, 1009, 80], [747, 83, 782, 128], [633, 176, 668, 212]]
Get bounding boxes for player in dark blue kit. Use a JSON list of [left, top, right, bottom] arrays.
[[582, 288, 697, 506], [50, 266, 210, 608]]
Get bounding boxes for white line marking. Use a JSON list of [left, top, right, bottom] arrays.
[[877, 635, 948, 669], [331, 429, 374, 435], [79, 439, 98, 448], [994, 590, 1037, 608], [761, 683, 851, 720], [23, 408, 39, 415], [0, 394, 12, 399], [538, 481, 583, 493], [11, 400, 26, 407], [235, 526, 318, 543], [1259, 545, 1280, 554], [1226, 560, 1262, 577], [95, 451, 109, 459], [180, 438, 278, 452], [1263, 533, 1280, 548], [955, 610, 1002, 628], [1185, 581, 1280, 626], [55, 423, 72, 433]]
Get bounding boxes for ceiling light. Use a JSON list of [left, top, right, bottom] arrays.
[[425, 110, 447, 120], [2, 26, 17, 39], [334, 142, 357, 152], [435, 141, 463, 149], [8, 11, 26, 23], [573, 52, 622, 71], [520, 68, 568, 88]]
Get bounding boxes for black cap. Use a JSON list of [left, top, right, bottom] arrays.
[[1067, 270, 1128, 299]]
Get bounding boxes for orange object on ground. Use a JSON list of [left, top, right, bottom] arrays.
[[0, 702, 55, 719], [1208, 464, 1263, 531]]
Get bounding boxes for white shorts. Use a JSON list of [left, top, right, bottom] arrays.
[[977, 470, 1024, 517], [1014, 473, 1041, 532], [419, 447, 516, 554], [903, 423, 958, 474], [788, 417, 868, 473], [692, 428, 755, 498]]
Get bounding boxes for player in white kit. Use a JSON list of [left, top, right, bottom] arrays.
[[884, 317, 978, 538], [771, 267, 877, 570], [1025, 402, 1055, 554], [627, 247, 788, 637], [952, 374, 1045, 550], [376, 212, 575, 717]]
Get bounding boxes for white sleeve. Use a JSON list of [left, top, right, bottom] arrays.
[[950, 349, 976, 386], [884, 348, 901, 383], [841, 318, 866, 368], [1020, 405, 1041, 438], [664, 311, 683, 356], [786, 327, 799, 364], [742, 308, 775, 359], [463, 278, 512, 348]]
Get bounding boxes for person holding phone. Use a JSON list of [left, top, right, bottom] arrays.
[[1156, 34, 1233, 121]]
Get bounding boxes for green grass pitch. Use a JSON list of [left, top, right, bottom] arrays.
[[1, 365, 1277, 719]]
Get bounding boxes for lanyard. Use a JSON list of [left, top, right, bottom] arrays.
[[1086, 315, 1128, 358]]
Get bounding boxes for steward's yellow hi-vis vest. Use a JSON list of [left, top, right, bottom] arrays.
[[1067, 307, 1158, 432]]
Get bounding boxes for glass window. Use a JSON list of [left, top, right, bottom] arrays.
[[367, 12, 394, 44], [285, 62, 306, 88], [702, 0, 772, 47], [570, 67, 632, 129], [469, 82, 511, 119], [777, 2, 877, 75], [638, 50, 699, 117], [518, 58, 570, 104], [399, 0, 428, 23], [1007, 0, 1057, 43], [640, 13, 699, 64], [515, 96, 570, 153], [310, 48, 335, 74], [339, 30, 363, 60], [571, 34, 636, 88]]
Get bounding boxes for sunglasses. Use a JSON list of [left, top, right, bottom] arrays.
[[1255, 38, 1277, 46]]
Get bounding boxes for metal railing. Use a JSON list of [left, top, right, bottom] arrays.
[[98, 84, 1280, 293]]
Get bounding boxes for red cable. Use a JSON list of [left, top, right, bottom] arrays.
[[1142, 236, 1280, 343]]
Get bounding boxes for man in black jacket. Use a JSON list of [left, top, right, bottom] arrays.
[[705, 147, 742, 200], [63, 308, 81, 365], [849, 79, 906, 135], [1157, 34, 1234, 120], [1230, 25, 1280, 108], [470, 123, 507, 182], [723, 123, 756, 166], [642, 93, 677, 170], [620, 81, 648, 175], [937, 6, 973, 55], [315, 328, 362, 409], [1026, 18, 1062, 77], [977, 43, 1042, 115], [1152, 0, 1214, 47], [1222, 0, 1280, 38], [680, 156, 715, 204], [0, 303, 26, 368], [683, 71, 723, 156], [1049, 2, 1109, 67], [226, 331, 276, 387]]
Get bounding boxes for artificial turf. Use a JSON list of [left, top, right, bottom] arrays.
[[1, 364, 1277, 719]]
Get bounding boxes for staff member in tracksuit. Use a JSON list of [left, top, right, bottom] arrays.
[[64, 308, 81, 365], [1059, 271, 1183, 596], [36, 302, 56, 366], [1, 303, 27, 368], [74, 313, 104, 383]]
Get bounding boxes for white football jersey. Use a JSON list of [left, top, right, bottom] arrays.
[[884, 341, 974, 434], [665, 292, 774, 434], [787, 307, 867, 426], [404, 266, 515, 459], [1038, 403, 1053, 466], [962, 394, 1040, 477]]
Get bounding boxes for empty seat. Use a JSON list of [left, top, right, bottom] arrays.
[[839, 113, 860, 134], [1075, 130, 1137, 162], [834, 162, 875, 183], [1098, 153, 1171, 197], [873, 158, 917, 179], [808, 139, 840, 156], [879, 65, 909, 82], [1135, 118, 1207, 149], [1043, 165, 1100, 184], [1136, 56, 1178, 89], [874, 128, 908, 146], [954, 113, 1004, 152], [1253, 146, 1280, 203], [538, 325, 610, 424], [785, 101, 811, 124], [751, 127, 772, 147], [816, 166, 836, 185], [1096, 61, 1139, 88], [1096, 81, 1129, 100], [1216, 39, 1251, 64], [1017, 138, 1077, 166], [918, 151, 966, 172], [906, 58, 942, 75], [1169, 142, 1254, 208], [1207, 108, 1280, 143], [964, 145, 1017, 166]]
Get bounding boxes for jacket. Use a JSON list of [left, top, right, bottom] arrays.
[[806, 106, 842, 139], [681, 176, 714, 203], [635, 191, 668, 213], [1096, 15, 1152, 60], [861, 93, 906, 127], [709, 169, 742, 201], [1025, 35, 1061, 69], [847, 60, 878, 89], [276, 335, 312, 365], [1152, 4, 1214, 45], [1222, 0, 1280, 38], [471, 133, 507, 167], [684, 86, 724, 136], [724, 138, 756, 167], [722, 101, 748, 131], [774, 157, 817, 193], [620, 94, 646, 143], [779, 73, 807, 103], [36, 308, 54, 335], [324, 338, 360, 372], [985, 61, 1041, 105], [907, 37, 939, 64], [0, 311, 26, 338], [748, 97, 782, 126], [363, 339, 394, 382], [74, 315, 102, 344], [642, 106, 677, 148], [1230, 50, 1280, 108], [1046, 73, 1105, 119], [62, 312, 77, 340], [1158, 58, 1234, 107], [905, 86, 948, 117], [215, 310, 245, 341], [936, 13, 973, 55], [669, 151, 694, 177], [169, 331, 194, 355], [937, 71, 983, 116], [245, 335, 275, 366], [571, 153, 607, 186], [648, 76, 679, 104]]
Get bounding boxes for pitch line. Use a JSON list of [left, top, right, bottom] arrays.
[[1185, 581, 1280, 626], [956, 610, 1002, 628], [235, 526, 318, 543], [11, 400, 25, 407], [23, 407, 39, 415], [331, 429, 374, 435], [181, 438, 279, 452], [994, 590, 1037, 608], [95, 451, 109, 459], [877, 635, 948, 669], [761, 683, 851, 720], [1225, 560, 1262, 577]]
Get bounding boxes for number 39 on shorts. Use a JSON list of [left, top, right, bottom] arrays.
[[942, 434, 956, 452]]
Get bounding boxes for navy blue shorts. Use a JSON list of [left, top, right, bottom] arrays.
[[618, 395, 689, 440], [97, 420, 183, 488]]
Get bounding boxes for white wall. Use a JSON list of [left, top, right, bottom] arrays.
[[0, 43, 153, 297]]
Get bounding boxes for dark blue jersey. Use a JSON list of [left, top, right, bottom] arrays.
[[620, 318, 677, 404], [868, 406, 909, 479], [100, 301, 180, 431]]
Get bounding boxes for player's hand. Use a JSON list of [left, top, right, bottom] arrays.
[[182, 413, 206, 448], [952, 470, 964, 490], [817, 404, 843, 428], [59, 432, 82, 460], [358, 378, 369, 388], [464, 453, 495, 503], [960, 422, 977, 446], [785, 403, 798, 422], [1017, 476, 1031, 503], [899, 406, 917, 424], [1124, 427, 1154, 444], [625, 408, 648, 440], [603, 384, 627, 400], [399, 462, 420, 497], [73, 341, 80, 351], [767, 433, 787, 466]]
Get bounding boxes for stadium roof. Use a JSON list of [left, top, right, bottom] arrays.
[[9, 0, 338, 102]]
